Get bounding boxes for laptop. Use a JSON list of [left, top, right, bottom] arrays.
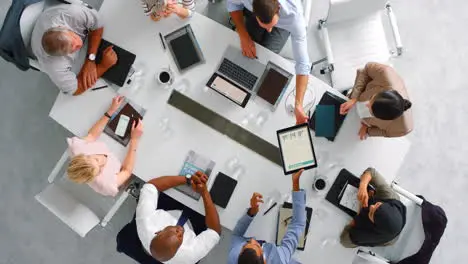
[[96, 39, 136, 87], [206, 45, 266, 107]]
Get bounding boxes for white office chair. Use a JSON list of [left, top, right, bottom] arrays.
[[19, 0, 91, 71], [315, 0, 403, 91], [352, 183, 425, 264], [279, 0, 313, 60], [35, 150, 132, 237]]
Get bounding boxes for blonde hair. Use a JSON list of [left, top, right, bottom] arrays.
[[67, 154, 99, 184]]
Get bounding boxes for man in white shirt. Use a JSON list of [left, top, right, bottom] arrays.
[[136, 171, 221, 263]]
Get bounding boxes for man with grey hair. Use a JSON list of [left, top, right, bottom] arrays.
[[31, 3, 117, 95]]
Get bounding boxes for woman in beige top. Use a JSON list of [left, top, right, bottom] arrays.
[[339, 62, 413, 140]]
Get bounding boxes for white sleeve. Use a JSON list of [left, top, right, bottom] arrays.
[[136, 184, 160, 219], [187, 229, 220, 263]]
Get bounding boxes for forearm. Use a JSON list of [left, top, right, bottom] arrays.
[[201, 191, 221, 234], [121, 139, 138, 172], [233, 212, 254, 236], [367, 127, 387, 137], [359, 170, 372, 189], [230, 11, 248, 36], [87, 28, 103, 56], [74, 64, 109, 95], [87, 114, 110, 139], [294, 74, 309, 108], [148, 176, 186, 192]]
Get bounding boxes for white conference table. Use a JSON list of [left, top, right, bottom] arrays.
[[49, 0, 410, 263]]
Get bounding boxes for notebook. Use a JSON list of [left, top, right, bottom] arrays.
[[276, 202, 313, 251], [314, 105, 336, 138], [104, 100, 146, 146], [165, 25, 205, 73], [309, 91, 348, 141], [96, 39, 136, 87], [176, 150, 215, 200], [209, 172, 237, 208]]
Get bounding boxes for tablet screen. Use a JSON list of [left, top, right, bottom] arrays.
[[278, 125, 317, 173]]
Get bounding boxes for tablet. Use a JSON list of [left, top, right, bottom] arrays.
[[165, 24, 205, 73], [255, 62, 292, 109], [277, 124, 318, 175]]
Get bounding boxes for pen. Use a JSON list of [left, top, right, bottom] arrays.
[[159, 32, 166, 50], [338, 180, 348, 199], [263, 202, 278, 216], [91, 85, 108, 91]]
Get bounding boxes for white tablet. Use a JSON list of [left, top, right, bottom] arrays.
[[277, 124, 318, 175]]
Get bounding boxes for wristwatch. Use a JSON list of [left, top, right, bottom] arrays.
[[104, 112, 112, 118], [185, 174, 192, 185], [88, 53, 96, 61]]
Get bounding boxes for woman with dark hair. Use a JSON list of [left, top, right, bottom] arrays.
[[340, 62, 413, 139], [340, 168, 407, 248]]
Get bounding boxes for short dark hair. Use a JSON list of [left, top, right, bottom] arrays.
[[238, 248, 264, 264], [371, 90, 412, 120], [253, 0, 280, 24]]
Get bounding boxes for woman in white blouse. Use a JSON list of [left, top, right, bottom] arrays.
[[141, 0, 196, 21]]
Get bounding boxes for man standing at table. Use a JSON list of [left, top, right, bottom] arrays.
[[136, 171, 221, 263], [228, 169, 306, 264], [227, 0, 312, 124], [31, 3, 117, 95]]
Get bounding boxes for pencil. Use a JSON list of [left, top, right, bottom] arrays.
[[263, 202, 278, 216], [159, 32, 166, 50], [91, 85, 108, 91]]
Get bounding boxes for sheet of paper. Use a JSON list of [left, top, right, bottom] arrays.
[[339, 184, 360, 213], [279, 126, 315, 171]]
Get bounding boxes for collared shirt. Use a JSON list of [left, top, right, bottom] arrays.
[[136, 184, 220, 264], [228, 190, 307, 264], [31, 4, 103, 94], [226, 0, 311, 76]]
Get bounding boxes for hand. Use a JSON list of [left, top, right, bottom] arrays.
[[99, 46, 118, 70], [248, 192, 263, 216], [292, 169, 304, 191], [294, 105, 308, 125], [340, 99, 357, 115], [166, 3, 187, 18], [357, 186, 369, 208], [80, 61, 98, 89], [191, 172, 208, 194], [131, 119, 144, 140], [239, 32, 256, 58], [107, 95, 125, 115], [358, 123, 368, 140]]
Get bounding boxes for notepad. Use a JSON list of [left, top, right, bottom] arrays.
[[315, 105, 336, 138], [339, 184, 360, 213], [276, 203, 313, 250]]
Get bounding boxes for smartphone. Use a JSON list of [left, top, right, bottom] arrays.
[[115, 114, 130, 137]]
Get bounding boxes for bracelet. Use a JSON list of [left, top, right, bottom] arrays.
[[104, 112, 112, 118]]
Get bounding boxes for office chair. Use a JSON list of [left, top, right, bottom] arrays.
[[314, 0, 403, 91], [351, 183, 426, 264], [279, 0, 313, 61], [35, 150, 134, 237], [18, 0, 92, 71]]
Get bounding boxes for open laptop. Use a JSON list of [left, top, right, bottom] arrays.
[[206, 45, 266, 107]]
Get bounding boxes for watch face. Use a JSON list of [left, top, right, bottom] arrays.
[[88, 54, 96, 61]]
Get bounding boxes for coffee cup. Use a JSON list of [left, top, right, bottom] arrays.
[[313, 177, 327, 192]]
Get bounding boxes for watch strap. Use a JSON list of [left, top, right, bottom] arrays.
[[104, 112, 112, 118]]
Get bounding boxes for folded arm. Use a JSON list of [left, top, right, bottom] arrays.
[[147, 176, 186, 192], [350, 62, 387, 99]]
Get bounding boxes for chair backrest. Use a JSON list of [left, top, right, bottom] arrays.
[[326, 0, 388, 24], [19, 1, 45, 52], [35, 182, 100, 237]]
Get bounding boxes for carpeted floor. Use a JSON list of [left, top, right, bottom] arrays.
[[0, 0, 466, 263]]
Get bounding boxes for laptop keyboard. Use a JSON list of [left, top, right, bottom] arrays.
[[218, 58, 258, 91]]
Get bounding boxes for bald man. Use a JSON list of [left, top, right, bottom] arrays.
[[136, 171, 221, 263]]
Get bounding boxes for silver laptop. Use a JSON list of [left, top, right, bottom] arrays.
[[215, 45, 266, 92]]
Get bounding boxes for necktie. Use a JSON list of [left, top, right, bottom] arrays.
[[177, 211, 189, 227]]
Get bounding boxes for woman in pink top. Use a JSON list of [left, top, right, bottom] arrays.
[[67, 95, 144, 197]]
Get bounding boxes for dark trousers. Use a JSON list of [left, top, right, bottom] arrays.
[[116, 192, 207, 264], [244, 9, 291, 54]]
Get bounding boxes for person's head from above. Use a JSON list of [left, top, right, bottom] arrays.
[[238, 238, 265, 264], [253, 0, 280, 32], [367, 90, 412, 120], [150, 225, 185, 261], [356, 200, 405, 235], [67, 154, 106, 184], [42, 27, 83, 56]]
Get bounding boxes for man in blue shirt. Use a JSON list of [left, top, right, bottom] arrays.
[[228, 169, 306, 264], [227, 0, 311, 124]]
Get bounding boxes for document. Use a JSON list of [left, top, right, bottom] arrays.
[[339, 184, 360, 213]]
